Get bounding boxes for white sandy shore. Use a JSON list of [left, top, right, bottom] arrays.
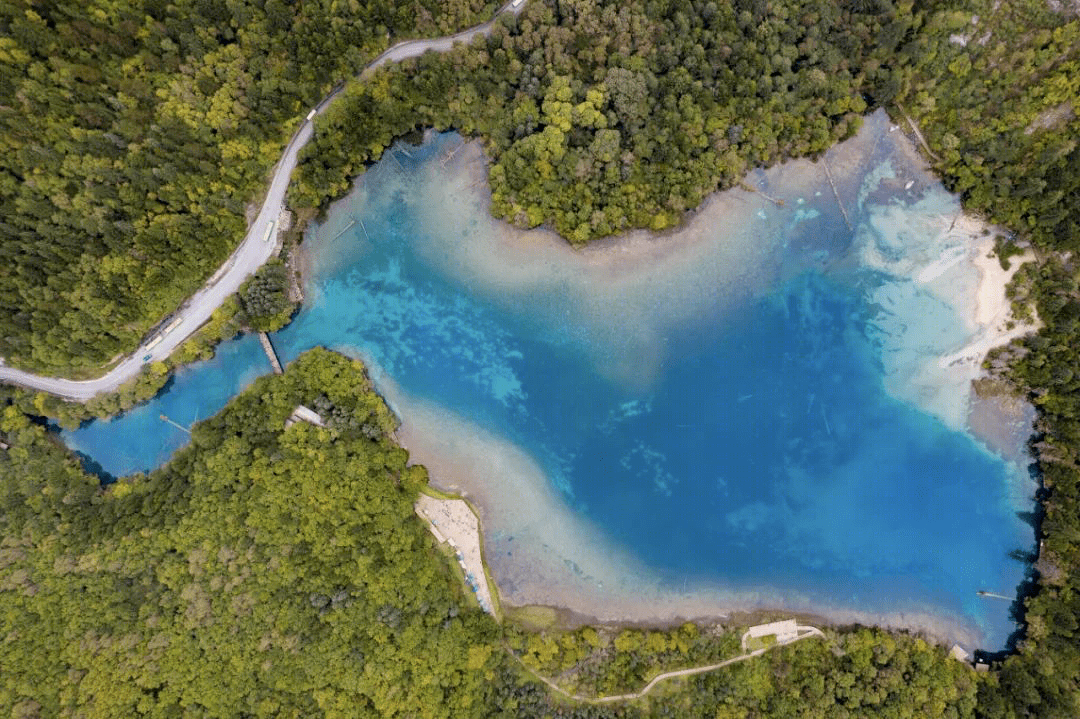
[[848, 125, 1038, 435], [920, 220, 1038, 434], [941, 225, 1038, 365], [415, 493, 496, 614]]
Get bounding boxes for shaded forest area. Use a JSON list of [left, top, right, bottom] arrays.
[[0, 350, 987, 717], [0, 0, 494, 374]]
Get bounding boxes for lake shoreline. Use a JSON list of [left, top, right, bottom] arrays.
[[61, 108, 1034, 653], [388, 381, 986, 650], [325, 113, 1038, 654], [409, 113, 1039, 458], [386, 376, 989, 652], [500, 601, 975, 654], [304, 114, 1038, 417]]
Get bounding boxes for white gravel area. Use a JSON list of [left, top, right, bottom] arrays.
[[416, 493, 496, 615]]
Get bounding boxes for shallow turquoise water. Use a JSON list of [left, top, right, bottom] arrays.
[[63, 333, 269, 478], [64, 114, 1035, 648]]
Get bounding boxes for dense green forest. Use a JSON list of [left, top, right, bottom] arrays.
[[293, 0, 908, 241], [0, 350, 992, 717], [2, 0, 1080, 716], [0, 351, 508, 716], [0, 0, 494, 374], [238, 258, 298, 331]]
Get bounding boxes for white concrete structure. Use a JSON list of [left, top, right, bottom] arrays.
[[746, 619, 799, 643], [284, 405, 326, 429], [292, 406, 326, 426], [740, 619, 823, 651], [949, 644, 971, 662]]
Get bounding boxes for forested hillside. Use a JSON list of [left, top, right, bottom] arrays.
[[0, 350, 510, 716], [0, 0, 492, 374], [2, 0, 1080, 716], [0, 350, 991, 717], [897, 0, 1078, 255], [294, 0, 910, 242]]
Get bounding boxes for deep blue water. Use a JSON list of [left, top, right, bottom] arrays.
[[63, 123, 1035, 648]]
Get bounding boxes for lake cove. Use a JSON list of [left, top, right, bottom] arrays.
[[64, 110, 1037, 650]]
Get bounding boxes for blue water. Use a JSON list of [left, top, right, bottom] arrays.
[[63, 333, 269, 477], [63, 116, 1035, 648]]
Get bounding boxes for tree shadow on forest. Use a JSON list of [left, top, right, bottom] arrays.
[[73, 450, 118, 486]]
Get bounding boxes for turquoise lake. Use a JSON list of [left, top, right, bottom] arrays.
[[63, 111, 1036, 649]]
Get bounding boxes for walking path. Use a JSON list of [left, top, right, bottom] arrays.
[[0, 1, 529, 401], [511, 623, 825, 704], [896, 102, 943, 163]]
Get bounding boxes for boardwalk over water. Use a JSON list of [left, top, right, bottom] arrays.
[[258, 332, 283, 374]]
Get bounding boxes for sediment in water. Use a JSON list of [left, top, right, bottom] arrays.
[[295, 109, 1042, 649]]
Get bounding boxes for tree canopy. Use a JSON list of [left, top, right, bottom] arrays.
[[294, 0, 907, 242], [0, 0, 493, 374], [1, 349, 510, 717]]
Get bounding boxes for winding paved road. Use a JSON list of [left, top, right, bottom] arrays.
[[0, 1, 528, 401]]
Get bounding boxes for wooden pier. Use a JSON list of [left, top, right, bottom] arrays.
[[977, 590, 1013, 601], [259, 332, 283, 374], [822, 158, 853, 232], [159, 414, 191, 434], [331, 219, 356, 241], [738, 180, 785, 207]]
